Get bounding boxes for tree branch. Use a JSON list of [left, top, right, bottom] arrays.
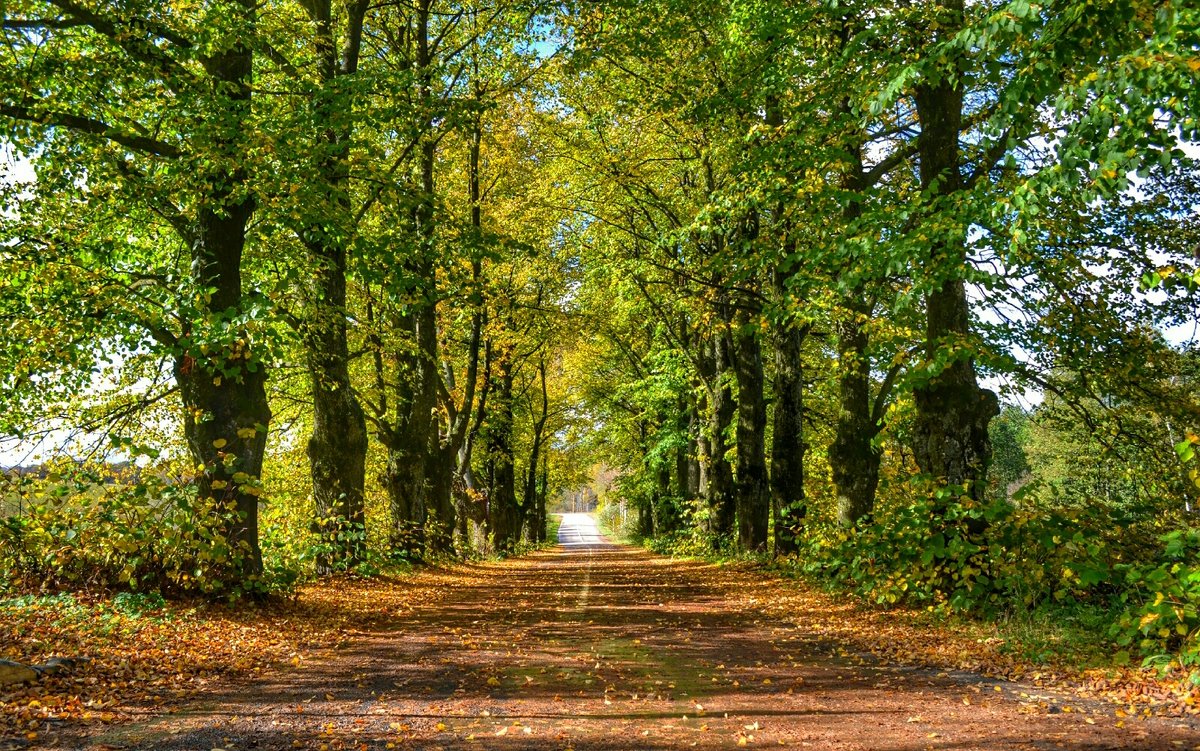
[[0, 103, 182, 157]]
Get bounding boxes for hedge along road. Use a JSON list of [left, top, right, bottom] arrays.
[[64, 514, 1200, 751]]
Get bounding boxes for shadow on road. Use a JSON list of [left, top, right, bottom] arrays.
[[60, 514, 1200, 751]]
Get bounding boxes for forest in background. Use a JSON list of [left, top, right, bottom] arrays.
[[1, 0, 1199, 679]]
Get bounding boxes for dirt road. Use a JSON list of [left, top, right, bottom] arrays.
[[68, 515, 1200, 750]]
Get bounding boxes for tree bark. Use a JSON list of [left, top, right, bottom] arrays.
[[305, 285, 368, 572], [536, 451, 549, 543], [698, 333, 736, 542], [175, 4, 270, 581], [381, 0, 449, 559], [830, 296, 883, 527], [445, 117, 488, 553], [654, 459, 678, 533], [770, 313, 807, 554], [733, 306, 769, 553], [417, 299, 452, 553], [299, 0, 371, 574], [638, 490, 656, 538], [910, 0, 999, 503], [408, 0, 453, 553], [384, 433, 426, 557], [674, 395, 691, 505], [385, 309, 433, 556], [826, 53, 889, 529], [487, 357, 519, 552], [522, 358, 550, 544], [456, 340, 492, 550], [686, 401, 702, 499], [177, 186, 270, 580]]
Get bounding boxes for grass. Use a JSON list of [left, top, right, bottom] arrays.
[[545, 513, 563, 545], [985, 602, 1118, 668]]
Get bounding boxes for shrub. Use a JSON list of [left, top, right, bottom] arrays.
[[0, 466, 302, 597], [1113, 529, 1200, 675], [641, 497, 732, 557], [112, 590, 167, 617], [792, 488, 1114, 614], [785, 478, 1200, 671]]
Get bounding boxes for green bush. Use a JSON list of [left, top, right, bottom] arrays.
[[1113, 529, 1200, 675], [792, 490, 1115, 613], [112, 590, 167, 616], [640, 497, 731, 557], [596, 500, 640, 541], [0, 467, 303, 597], [786, 479, 1200, 672]]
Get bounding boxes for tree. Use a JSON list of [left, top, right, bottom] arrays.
[[285, 0, 372, 573], [1, 0, 273, 584]]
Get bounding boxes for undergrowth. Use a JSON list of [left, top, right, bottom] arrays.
[[784, 497, 1200, 683]]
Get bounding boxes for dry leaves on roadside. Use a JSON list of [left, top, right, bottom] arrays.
[[0, 573, 455, 742], [723, 564, 1200, 718]]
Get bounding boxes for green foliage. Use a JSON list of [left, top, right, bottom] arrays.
[[595, 501, 639, 543], [988, 407, 1031, 501], [0, 468, 302, 597], [640, 498, 732, 559], [111, 591, 167, 618], [785, 481, 1200, 674], [544, 513, 563, 546], [0, 592, 77, 611], [1113, 530, 1200, 674], [792, 487, 1120, 613]]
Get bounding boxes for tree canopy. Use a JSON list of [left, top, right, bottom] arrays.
[[1, 0, 1199, 672]]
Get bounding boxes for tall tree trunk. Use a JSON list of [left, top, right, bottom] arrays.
[[762, 95, 805, 555], [384, 0, 447, 559], [455, 340, 491, 550], [910, 0, 999, 504], [175, 12, 270, 581], [675, 396, 690, 502], [700, 333, 736, 542], [466, 357, 492, 549], [638, 493, 656, 538], [445, 117, 487, 553], [385, 434, 426, 557], [386, 311, 433, 556], [305, 285, 369, 573], [654, 459, 677, 533], [733, 307, 769, 552], [410, 0, 452, 553], [537, 451, 549, 543], [178, 341, 270, 580], [426, 442, 455, 553], [523, 358, 550, 544], [695, 390, 711, 500], [417, 298, 452, 553], [487, 358, 518, 552], [770, 310, 807, 555], [827, 66, 887, 529], [830, 296, 882, 527], [686, 401, 702, 499], [301, 0, 371, 574]]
